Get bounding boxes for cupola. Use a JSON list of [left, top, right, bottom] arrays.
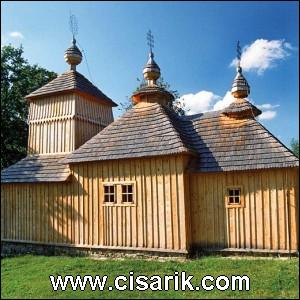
[[131, 30, 174, 106], [223, 41, 261, 119]]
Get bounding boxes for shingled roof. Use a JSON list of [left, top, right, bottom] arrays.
[[64, 100, 298, 172], [25, 70, 117, 106], [222, 98, 262, 118], [64, 102, 196, 164], [1, 154, 70, 183], [187, 110, 299, 172]]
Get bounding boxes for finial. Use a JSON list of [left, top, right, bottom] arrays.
[[64, 14, 82, 71], [143, 30, 160, 86], [231, 41, 250, 98], [147, 30, 154, 53], [236, 40, 241, 68], [69, 14, 78, 41]]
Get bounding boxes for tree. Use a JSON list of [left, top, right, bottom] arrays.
[[1, 45, 57, 169], [119, 77, 187, 116], [290, 138, 299, 157]]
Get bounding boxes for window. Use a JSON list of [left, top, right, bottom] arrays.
[[102, 182, 135, 205], [104, 185, 116, 203], [226, 186, 244, 208], [228, 188, 241, 204], [122, 184, 133, 203]]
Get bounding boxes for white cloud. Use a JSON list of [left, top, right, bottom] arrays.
[[256, 103, 280, 110], [178, 90, 220, 115], [9, 31, 24, 39], [230, 39, 292, 75], [213, 91, 235, 111], [258, 110, 277, 120], [179, 90, 239, 115], [179, 90, 279, 121]]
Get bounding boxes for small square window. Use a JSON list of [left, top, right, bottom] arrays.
[[102, 182, 135, 205], [121, 184, 134, 203], [226, 187, 242, 207], [104, 184, 115, 203]]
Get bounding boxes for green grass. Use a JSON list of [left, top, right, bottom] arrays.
[[1, 255, 299, 299]]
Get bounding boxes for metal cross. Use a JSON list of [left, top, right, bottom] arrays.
[[69, 14, 78, 39], [237, 40, 242, 61], [147, 30, 154, 52]]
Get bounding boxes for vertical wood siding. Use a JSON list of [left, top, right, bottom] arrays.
[[190, 168, 299, 251], [1, 156, 189, 251], [27, 94, 113, 154]]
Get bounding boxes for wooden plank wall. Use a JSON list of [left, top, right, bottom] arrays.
[[75, 95, 113, 126], [190, 167, 299, 251], [1, 182, 73, 244], [1, 156, 189, 251], [27, 94, 113, 155], [28, 95, 75, 154]]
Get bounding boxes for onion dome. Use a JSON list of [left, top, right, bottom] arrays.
[[132, 49, 174, 106], [143, 51, 161, 85], [231, 65, 250, 98], [132, 31, 174, 106], [226, 41, 261, 119], [64, 37, 82, 71], [131, 50, 174, 105]]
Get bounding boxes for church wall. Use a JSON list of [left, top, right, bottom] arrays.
[[1, 155, 189, 252], [190, 167, 299, 251]]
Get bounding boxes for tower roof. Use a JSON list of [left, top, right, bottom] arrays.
[[25, 70, 117, 106]]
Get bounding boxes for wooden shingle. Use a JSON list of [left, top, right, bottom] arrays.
[[187, 110, 299, 172], [65, 100, 299, 172], [25, 70, 117, 106], [1, 154, 70, 183], [64, 102, 196, 164]]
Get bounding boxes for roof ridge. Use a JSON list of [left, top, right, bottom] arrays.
[[160, 105, 198, 153]]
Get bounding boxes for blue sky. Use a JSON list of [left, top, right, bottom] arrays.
[[1, 1, 299, 147]]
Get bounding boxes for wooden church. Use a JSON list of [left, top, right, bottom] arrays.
[[1, 35, 299, 256]]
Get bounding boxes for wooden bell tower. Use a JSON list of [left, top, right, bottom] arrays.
[[25, 38, 117, 154]]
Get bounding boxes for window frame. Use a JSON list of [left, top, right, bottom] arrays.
[[102, 181, 136, 206], [225, 186, 244, 208], [121, 183, 134, 203], [103, 183, 116, 204]]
